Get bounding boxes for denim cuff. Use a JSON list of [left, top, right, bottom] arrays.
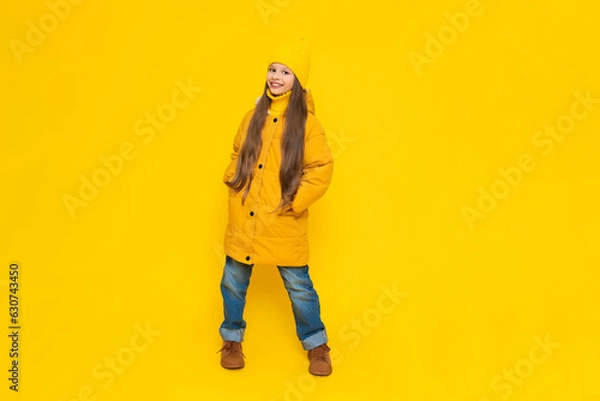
[[220, 327, 245, 343], [301, 329, 328, 351]]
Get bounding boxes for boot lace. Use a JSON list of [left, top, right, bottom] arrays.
[[217, 341, 245, 358], [310, 344, 330, 360]]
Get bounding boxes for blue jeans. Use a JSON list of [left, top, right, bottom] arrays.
[[219, 255, 328, 351]]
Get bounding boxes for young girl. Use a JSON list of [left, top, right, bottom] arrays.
[[218, 38, 334, 376]]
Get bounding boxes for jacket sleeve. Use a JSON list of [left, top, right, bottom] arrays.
[[291, 121, 334, 213], [223, 112, 250, 184]]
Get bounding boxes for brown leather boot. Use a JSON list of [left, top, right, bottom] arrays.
[[308, 343, 332, 376], [218, 341, 245, 369]]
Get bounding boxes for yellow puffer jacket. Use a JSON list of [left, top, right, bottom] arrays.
[[223, 91, 334, 266]]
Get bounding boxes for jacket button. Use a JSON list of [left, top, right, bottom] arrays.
[[258, 164, 263, 169], [249, 211, 254, 216], [246, 256, 251, 261], [273, 117, 278, 123]]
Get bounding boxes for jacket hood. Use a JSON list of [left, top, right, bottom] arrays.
[[305, 89, 315, 115]]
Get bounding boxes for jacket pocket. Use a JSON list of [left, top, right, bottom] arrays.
[[255, 203, 307, 238]]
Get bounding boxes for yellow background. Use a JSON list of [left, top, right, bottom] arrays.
[[2, 0, 599, 400]]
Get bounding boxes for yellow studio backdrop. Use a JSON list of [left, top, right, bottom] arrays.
[[1, 0, 599, 400]]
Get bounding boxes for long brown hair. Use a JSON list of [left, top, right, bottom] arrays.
[[226, 79, 307, 211]]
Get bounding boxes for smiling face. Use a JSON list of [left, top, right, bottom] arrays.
[[267, 63, 295, 95]]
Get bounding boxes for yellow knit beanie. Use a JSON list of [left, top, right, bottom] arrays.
[[268, 38, 311, 89]]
